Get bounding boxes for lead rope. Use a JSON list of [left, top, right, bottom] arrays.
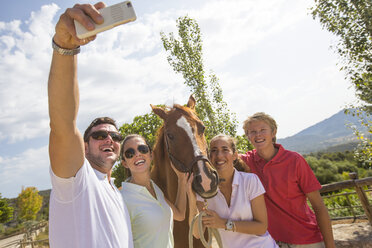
[[188, 200, 223, 248]]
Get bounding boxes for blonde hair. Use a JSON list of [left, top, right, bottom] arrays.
[[242, 112, 278, 143]]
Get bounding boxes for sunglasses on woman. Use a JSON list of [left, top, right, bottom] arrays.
[[89, 130, 123, 142], [124, 145, 150, 159]]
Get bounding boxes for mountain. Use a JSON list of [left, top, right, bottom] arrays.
[[277, 110, 370, 154]]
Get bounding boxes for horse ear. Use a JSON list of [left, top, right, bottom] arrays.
[[151, 104, 167, 120], [187, 95, 196, 110]]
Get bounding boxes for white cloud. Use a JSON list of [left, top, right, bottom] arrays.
[[0, 145, 50, 198], [0, 4, 59, 143], [188, 0, 312, 68]]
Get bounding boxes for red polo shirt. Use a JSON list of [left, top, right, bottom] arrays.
[[240, 144, 323, 244]]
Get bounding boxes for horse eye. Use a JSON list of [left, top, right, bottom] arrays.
[[198, 123, 205, 133], [167, 133, 174, 140]]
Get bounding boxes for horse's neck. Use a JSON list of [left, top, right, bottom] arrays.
[[151, 151, 177, 201]]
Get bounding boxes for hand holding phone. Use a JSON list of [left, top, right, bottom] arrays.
[[74, 1, 137, 39]]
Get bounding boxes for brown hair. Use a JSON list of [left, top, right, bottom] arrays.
[[83, 117, 119, 142], [242, 112, 278, 143], [120, 134, 152, 178], [209, 134, 250, 172]]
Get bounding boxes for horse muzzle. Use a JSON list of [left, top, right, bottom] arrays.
[[192, 162, 219, 199]]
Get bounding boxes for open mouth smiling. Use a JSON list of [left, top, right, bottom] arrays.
[[215, 161, 226, 165], [101, 147, 114, 152], [255, 139, 265, 143], [134, 159, 145, 166]]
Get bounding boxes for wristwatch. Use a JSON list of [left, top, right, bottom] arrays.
[[225, 219, 235, 231]]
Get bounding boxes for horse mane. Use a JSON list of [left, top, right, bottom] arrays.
[[173, 104, 197, 119], [151, 125, 166, 177], [151, 122, 175, 197]]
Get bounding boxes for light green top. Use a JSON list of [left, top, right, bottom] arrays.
[[121, 180, 174, 248]]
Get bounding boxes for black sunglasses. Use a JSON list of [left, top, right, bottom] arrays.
[[89, 130, 123, 142], [124, 145, 150, 159]]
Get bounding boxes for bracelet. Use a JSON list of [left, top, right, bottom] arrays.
[[52, 39, 80, 56]]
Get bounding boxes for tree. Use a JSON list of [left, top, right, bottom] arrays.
[[119, 110, 164, 148], [345, 108, 372, 167], [311, 0, 372, 110], [311, 0, 372, 165], [0, 194, 13, 223], [17, 187, 43, 221], [161, 16, 238, 140]]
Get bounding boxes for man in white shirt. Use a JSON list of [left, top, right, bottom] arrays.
[[48, 2, 133, 247]]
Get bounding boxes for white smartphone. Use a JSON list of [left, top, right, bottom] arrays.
[[74, 1, 137, 39]]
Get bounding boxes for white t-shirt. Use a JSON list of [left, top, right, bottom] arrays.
[[49, 159, 133, 248], [121, 180, 173, 248], [197, 170, 278, 248]]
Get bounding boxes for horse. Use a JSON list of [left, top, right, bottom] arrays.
[[151, 95, 219, 248]]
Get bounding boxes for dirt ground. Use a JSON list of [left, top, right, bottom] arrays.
[[210, 219, 372, 248], [331, 218, 369, 225], [331, 219, 372, 248]]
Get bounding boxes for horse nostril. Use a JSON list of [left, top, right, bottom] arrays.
[[194, 174, 202, 183], [213, 170, 219, 184]]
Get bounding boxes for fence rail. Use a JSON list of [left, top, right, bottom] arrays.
[[20, 238, 49, 248], [320, 173, 372, 224], [0, 222, 49, 248]]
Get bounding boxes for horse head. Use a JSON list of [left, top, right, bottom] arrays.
[[151, 95, 219, 199]]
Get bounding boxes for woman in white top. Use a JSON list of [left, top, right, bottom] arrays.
[[120, 134, 191, 248], [188, 134, 278, 248]]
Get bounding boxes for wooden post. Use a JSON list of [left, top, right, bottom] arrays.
[[350, 172, 372, 225], [344, 194, 357, 221]]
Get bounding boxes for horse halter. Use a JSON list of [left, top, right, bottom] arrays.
[[164, 130, 211, 173]]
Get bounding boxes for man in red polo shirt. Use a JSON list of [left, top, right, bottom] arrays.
[[240, 112, 335, 248]]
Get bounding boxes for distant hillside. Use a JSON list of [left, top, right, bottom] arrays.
[[278, 110, 370, 154]]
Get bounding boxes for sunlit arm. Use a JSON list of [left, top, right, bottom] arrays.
[[201, 194, 267, 235], [307, 190, 336, 248], [48, 50, 85, 179], [165, 172, 191, 221]]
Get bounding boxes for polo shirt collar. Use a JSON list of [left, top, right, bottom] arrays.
[[216, 169, 240, 195], [253, 149, 262, 163], [93, 167, 109, 181], [252, 143, 285, 164], [231, 168, 240, 186], [271, 143, 285, 163]]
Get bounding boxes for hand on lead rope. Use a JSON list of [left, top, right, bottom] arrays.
[[202, 209, 226, 230]]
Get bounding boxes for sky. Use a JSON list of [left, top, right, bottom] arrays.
[[0, 0, 358, 198]]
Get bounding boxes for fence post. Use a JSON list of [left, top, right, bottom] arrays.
[[344, 194, 356, 221], [349, 172, 372, 225]]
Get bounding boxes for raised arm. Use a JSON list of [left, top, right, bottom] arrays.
[[48, 3, 105, 178]]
